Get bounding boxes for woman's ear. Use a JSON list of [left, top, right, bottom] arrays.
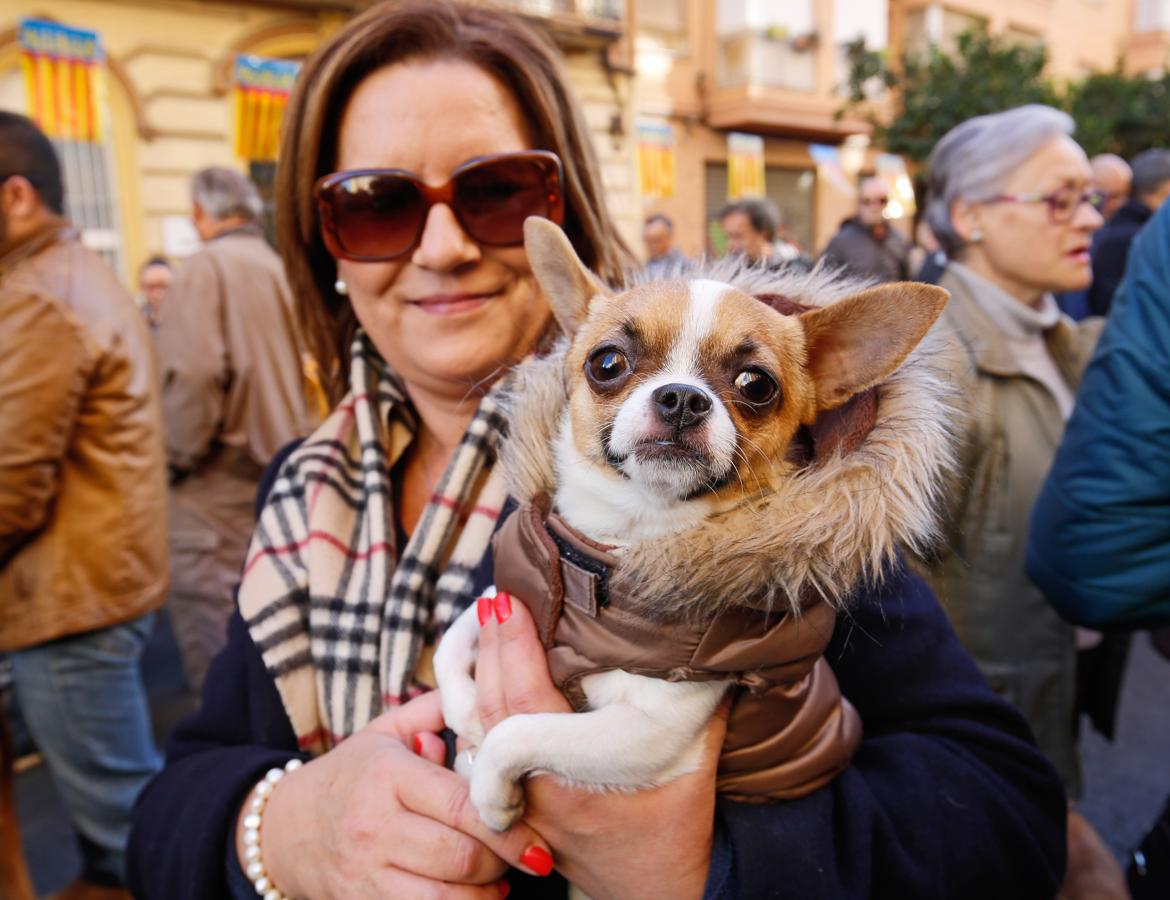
[[949, 197, 984, 245]]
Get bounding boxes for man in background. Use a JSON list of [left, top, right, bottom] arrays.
[[819, 176, 911, 282], [159, 166, 310, 692], [137, 255, 171, 331], [1089, 153, 1132, 222], [719, 198, 807, 270], [1088, 149, 1170, 317], [0, 112, 165, 900], [643, 213, 687, 277]]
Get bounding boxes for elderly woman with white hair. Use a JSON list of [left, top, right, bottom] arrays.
[[920, 105, 1124, 897]]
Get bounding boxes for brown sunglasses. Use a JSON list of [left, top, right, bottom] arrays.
[[314, 150, 565, 262]]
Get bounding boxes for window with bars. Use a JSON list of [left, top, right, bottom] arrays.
[[55, 138, 123, 275]]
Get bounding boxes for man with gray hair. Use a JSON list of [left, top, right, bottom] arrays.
[[158, 166, 311, 690], [1089, 154, 1132, 222], [1088, 148, 1170, 316]]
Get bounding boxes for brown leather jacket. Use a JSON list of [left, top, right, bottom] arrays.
[[492, 498, 862, 802], [0, 223, 168, 651]]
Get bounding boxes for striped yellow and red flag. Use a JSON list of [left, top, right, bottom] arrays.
[[19, 19, 103, 143], [234, 55, 300, 162], [727, 132, 765, 200], [637, 121, 676, 200]]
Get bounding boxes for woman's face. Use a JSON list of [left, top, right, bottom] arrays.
[[333, 59, 552, 399], [957, 135, 1103, 299]]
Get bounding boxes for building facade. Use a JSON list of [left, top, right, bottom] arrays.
[[634, 0, 1156, 260], [4, 0, 1168, 280], [0, 0, 639, 283]]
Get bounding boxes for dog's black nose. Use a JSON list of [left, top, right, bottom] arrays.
[[652, 383, 712, 429]]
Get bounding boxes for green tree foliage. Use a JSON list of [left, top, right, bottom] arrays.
[[843, 26, 1170, 163], [1068, 70, 1170, 158]]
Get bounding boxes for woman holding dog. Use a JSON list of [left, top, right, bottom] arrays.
[[921, 106, 1125, 898], [128, 3, 1066, 898]]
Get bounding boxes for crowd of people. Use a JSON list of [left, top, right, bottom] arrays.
[[1, 0, 1167, 898]]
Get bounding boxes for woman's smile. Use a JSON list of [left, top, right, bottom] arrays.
[[404, 289, 503, 316]]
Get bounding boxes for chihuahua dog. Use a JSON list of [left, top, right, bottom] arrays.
[[434, 218, 950, 832]]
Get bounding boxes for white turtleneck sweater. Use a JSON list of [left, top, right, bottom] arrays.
[[948, 261, 1075, 421]]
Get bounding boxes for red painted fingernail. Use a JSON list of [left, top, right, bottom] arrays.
[[493, 592, 513, 624], [520, 845, 553, 876], [411, 734, 422, 755], [477, 596, 492, 627], [497, 881, 511, 898]]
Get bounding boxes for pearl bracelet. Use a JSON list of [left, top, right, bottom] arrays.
[[241, 758, 303, 900]]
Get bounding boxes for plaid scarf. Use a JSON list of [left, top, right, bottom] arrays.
[[238, 332, 509, 754]]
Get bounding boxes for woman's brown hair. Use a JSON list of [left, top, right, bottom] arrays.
[[277, 0, 634, 406]]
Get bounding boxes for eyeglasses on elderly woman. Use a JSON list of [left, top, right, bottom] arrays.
[[314, 150, 565, 262], [983, 185, 1105, 225]]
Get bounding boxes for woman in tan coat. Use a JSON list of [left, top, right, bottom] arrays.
[[921, 104, 1121, 897]]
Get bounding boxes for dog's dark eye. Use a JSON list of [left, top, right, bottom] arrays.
[[733, 368, 778, 405], [586, 349, 631, 386]]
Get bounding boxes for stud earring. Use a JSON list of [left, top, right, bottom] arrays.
[[971, 229, 984, 243], [334, 278, 348, 296]]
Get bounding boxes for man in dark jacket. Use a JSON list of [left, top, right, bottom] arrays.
[[819, 177, 911, 282], [1087, 148, 1170, 316]]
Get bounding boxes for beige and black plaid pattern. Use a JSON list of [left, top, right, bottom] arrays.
[[238, 332, 508, 754]]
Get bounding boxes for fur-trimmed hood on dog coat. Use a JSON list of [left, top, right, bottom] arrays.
[[490, 266, 956, 803]]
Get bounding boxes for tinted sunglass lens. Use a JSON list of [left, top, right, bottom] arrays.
[[454, 159, 550, 244], [332, 174, 423, 259]]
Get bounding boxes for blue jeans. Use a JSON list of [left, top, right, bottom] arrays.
[[10, 614, 163, 886]]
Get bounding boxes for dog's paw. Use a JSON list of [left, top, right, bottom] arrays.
[[442, 689, 486, 747], [470, 764, 524, 832]]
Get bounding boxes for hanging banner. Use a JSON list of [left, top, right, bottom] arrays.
[[19, 19, 105, 143], [233, 55, 300, 162], [808, 143, 855, 198], [727, 132, 765, 200], [637, 121, 676, 201], [875, 152, 916, 219]]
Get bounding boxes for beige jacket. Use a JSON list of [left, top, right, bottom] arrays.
[[159, 226, 310, 606], [924, 267, 1102, 795], [0, 223, 168, 651], [159, 225, 309, 476]]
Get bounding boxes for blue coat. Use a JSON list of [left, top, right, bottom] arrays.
[[1028, 199, 1170, 628]]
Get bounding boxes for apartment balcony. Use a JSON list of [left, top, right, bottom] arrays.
[[702, 26, 870, 140]]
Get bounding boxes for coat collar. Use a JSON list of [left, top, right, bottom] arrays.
[[939, 265, 1081, 381], [0, 217, 72, 280], [498, 266, 956, 620]]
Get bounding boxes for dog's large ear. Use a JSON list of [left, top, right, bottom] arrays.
[[524, 216, 611, 337], [798, 283, 948, 412]]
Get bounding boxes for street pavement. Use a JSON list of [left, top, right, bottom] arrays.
[[13, 616, 1170, 894]]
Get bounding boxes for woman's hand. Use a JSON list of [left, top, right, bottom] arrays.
[[475, 593, 724, 900], [238, 690, 553, 899]]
